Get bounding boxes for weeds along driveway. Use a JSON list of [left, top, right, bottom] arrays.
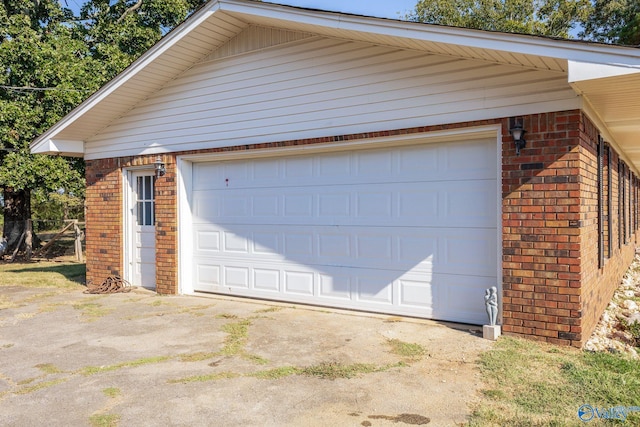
[[0, 281, 492, 426]]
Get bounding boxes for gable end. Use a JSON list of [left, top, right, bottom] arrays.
[[206, 25, 315, 61]]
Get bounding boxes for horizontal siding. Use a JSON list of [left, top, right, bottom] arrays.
[[228, 14, 568, 72], [207, 25, 315, 61], [85, 37, 578, 159]]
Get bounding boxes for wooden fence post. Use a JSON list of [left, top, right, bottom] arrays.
[[73, 220, 83, 263], [25, 219, 33, 261]]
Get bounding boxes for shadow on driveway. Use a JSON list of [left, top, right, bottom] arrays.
[[0, 285, 493, 426]]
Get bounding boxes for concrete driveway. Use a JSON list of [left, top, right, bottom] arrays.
[[0, 285, 492, 426]]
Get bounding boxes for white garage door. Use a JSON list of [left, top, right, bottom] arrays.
[[190, 138, 498, 324]]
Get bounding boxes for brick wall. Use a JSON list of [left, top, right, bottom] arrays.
[[85, 110, 638, 347], [154, 155, 178, 294], [501, 111, 584, 346], [578, 114, 639, 343], [85, 155, 179, 293], [85, 158, 123, 286], [501, 110, 639, 347]]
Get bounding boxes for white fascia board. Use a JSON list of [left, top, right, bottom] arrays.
[[568, 60, 640, 83], [30, 139, 84, 157], [220, 0, 640, 67], [30, 0, 223, 153]]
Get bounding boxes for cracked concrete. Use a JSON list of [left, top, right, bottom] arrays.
[[0, 284, 493, 426]]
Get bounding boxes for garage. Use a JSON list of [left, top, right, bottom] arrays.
[[185, 137, 498, 324]]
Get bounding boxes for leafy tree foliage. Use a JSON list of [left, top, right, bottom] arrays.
[[580, 0, 640, 45], [0, 0, 96, 247], [407, 0, 590, 38], [0, 0, 207, 251]]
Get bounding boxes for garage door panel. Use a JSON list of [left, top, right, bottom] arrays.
[[253, 232, 280, 254], [435, 275, 496, 324], [193, 256, 487, 322], [319, 193, 351, 216], [196, 231, 221, 252], [319, 273, 352, 300], [254, 268, 281, 292], [442, 232, 498, 276], [194, 224, 494, 276], [284, 271, 315, 295], [283, 156, 314, 180], [399, 278, 433, 309], [224, 266, 250, 288], [195, 264, 220, 292], [356, 234, 393, 261], [443, 139, 497, 175], [356, 149, 393, 176], [191, 139, 496, 192], [444, 182, 497, 223], [190, 138, 498, 324], [193, 181, 496, 228], [355, 274, 394, 304]]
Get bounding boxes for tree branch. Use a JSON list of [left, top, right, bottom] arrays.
[[116, 0, 143, 24]]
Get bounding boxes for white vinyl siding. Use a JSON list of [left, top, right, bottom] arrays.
[[85, 35, 578, 159]]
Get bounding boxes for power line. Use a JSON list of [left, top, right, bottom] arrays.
[[0, 85, 92, 93]]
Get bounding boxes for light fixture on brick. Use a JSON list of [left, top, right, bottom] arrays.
[[509, 123, 526, 156], [154, 155, 166, 178]]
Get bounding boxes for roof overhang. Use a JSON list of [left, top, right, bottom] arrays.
[[31, 0, 640, 170], [569, 61, 640, 165]]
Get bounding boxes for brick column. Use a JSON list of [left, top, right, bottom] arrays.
[[502, 111, 583, 346], [155, 155, 178, 294], [85, 158, 123, 286]]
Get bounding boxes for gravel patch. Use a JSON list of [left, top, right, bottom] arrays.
[[585, 254, 640, 358]]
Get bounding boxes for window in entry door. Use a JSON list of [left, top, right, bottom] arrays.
[[136, 175, 155, 226]]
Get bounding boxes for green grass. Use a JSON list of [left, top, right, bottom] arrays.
[[35, 363, 63, 374], [249, 366, 301, 379], [79, 356, 172, 376], [219, 319, 251, 356], [0, 295, 19, 309], [386, 339, 427, 361], [243, 353, 269, 365], [215, 313, 238, 319], [0, 262, 85, 289], [89, 414, 120, 427], [169, 361, 408, 384], [471, 337, 640, 426], [178, 352, 218, 362], [167, 372, 239, 384], [102, 387, 121, 398], [255, 307, 283, 313], [299, 361, 406, 380], [72, 301, 113, 320], [14, 378, 68, 395], [618, 318, 640, 347]]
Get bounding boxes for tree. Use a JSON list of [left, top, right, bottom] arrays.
[[0, 0, 208, 254], [580, 0, 640, 45], [76, 0, 208, 78], [0, 1, 98, 252], [407, 0, 591, 38]]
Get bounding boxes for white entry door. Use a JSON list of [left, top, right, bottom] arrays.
[[188, 138, 498, 324], [129, 171, 156, 289]]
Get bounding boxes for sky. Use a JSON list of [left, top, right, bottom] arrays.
[[262, 0, 417, 19], [59, 0, 418, 20]]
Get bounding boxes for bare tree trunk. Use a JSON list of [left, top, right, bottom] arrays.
[[2, 187, 33, 254]]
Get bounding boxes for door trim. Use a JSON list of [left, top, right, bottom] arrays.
[[123, 167, 156, 289]]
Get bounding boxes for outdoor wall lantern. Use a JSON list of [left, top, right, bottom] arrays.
[[509, 124, 526, 156], [154, 156, 166, 178]]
